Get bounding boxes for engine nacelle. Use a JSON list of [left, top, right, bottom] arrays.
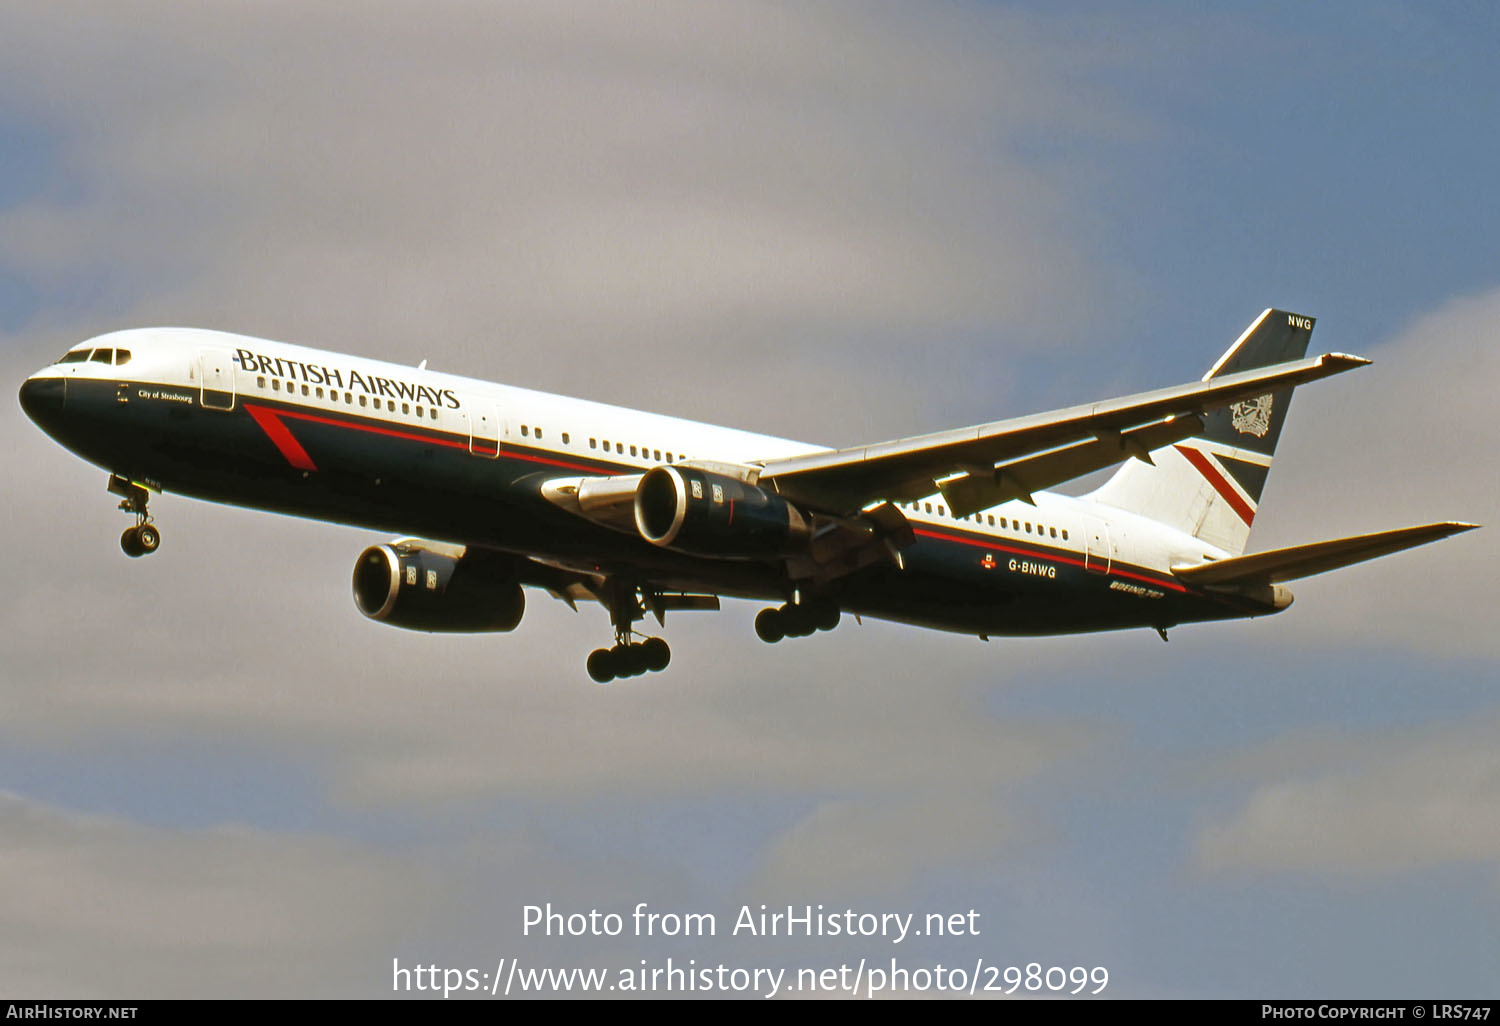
[[352, 543, 524, 632], [634, 466, 810, 558]]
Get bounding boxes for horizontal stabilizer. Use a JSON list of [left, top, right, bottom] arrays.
[[1172, 522, 1479, 586]]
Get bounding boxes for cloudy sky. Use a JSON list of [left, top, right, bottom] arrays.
[[2, 0, 1497, 998]]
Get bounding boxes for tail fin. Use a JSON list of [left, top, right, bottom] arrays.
[[1088, 308, 1317, 555]]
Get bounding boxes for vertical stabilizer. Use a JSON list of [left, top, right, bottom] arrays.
[[1087, 308, 1316, 555]]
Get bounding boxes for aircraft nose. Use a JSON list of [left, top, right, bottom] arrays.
[[19, 375, 65, 427]]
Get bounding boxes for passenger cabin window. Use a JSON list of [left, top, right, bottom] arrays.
[[358, 394, 366, 406], [562, 433, 570, 444], [589, 438, 597, 449], [987, 515, 995, 526], [1062, 529, 1069, 541], [401, 402, 410, 414], [521, 425, 529, 437]]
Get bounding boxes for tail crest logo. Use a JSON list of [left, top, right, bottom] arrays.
[[1230, 394, 1274, 438]]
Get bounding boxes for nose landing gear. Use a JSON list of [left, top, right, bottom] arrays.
[[121, 522, 161, 558], [109, 474, 161, 558]]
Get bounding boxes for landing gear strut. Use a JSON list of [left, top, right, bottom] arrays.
[[110, 474, 161, 558], [755, 599, 840, 643], [587, 578, 672, 683]]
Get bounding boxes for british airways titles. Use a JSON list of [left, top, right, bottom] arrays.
[[232, 348, 461, 409]]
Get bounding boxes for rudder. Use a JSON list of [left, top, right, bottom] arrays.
[[1087, 308, 1316, 555]]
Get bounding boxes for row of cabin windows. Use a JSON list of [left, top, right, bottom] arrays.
[[59, 347, 132, 366], [903, 500, 1069, 542], [251, 379, 685, 464], [589, 438, 679, 464], [250, 375, 694, 465], [255, 375, 440, 419], [519, 427, 682, 465]]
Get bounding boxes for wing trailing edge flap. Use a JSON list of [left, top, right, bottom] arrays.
[[758, 352, 1369, 515], [1171, 522, 1479, 587], [513, 556, 721, 620], [641, 590, 722, 627], [937, 415, 1205, 518]]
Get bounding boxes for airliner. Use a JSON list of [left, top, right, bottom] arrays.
[[19, 309, 1475, 681]]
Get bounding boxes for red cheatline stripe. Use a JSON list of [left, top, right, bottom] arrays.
[[243, 402, 611, 476], [263, 404, 470, 453], [245, 404, 318, 471], [911, 528, 1188, 593], [1175, 445, 1255, 526]]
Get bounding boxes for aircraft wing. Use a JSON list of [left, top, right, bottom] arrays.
[[1171, 522, 1479, 586], [756, 353, 1370, 516]]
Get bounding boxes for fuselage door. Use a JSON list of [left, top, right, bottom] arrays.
[[465, 407, 501, 458], [199, 350, 237, 411], [1084, 517, 1112, 574]]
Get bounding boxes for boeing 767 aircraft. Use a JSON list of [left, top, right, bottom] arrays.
[[19, 309, 1475, 681]]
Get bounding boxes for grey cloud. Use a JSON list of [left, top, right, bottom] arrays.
[[0, 1, 1136, 438], [0, 2, 1134, 829], [0, 791, 440, 996], [1249, 287, 1499, 658], [15, 1, 1487, 997], [743, 794, 1044, 899], [1192, 714, 1500, 878]]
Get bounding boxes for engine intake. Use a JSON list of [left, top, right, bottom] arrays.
[[352, 543, 524, 632], [634, 466, 809, 558]]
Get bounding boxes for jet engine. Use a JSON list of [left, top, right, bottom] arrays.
[[634, 466, 810, 558], [352, 542, 524, 632]]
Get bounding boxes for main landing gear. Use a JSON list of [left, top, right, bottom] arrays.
[[754, 599, 840, 643], [587, 577, 672, 684], [109, 474, 161, 558], [587, 636, 671, 683]]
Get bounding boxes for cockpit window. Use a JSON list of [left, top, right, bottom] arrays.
[[57, 346, 129, 365]]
